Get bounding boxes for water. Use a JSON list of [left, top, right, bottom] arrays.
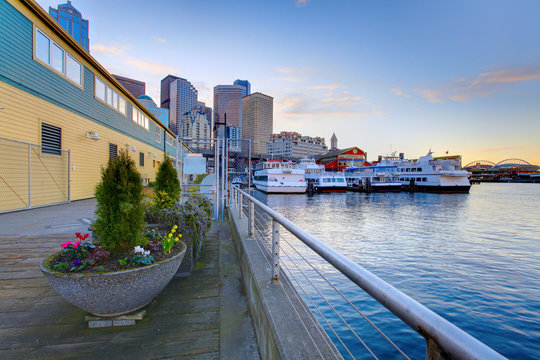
[[251, 183, 540, 359]]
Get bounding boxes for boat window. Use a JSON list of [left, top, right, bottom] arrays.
[[423, 177, 427, 182], [323, 178, 330, 182], [337, 178, 344, 182], [411, 168, 416, 172], [417, 168, 422, 171]]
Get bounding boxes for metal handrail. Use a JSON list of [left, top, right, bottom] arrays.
[[231, 186, 506, 360]]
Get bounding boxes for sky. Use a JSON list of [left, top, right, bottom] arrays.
[[36, 0, 540, 165]]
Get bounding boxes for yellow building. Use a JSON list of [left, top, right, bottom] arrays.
[[0, 0, 180, 212]]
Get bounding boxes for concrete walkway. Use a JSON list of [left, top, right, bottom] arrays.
[[0, 201, 260, 359]]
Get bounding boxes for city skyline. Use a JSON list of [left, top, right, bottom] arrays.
[[35, 0, 540, 164]]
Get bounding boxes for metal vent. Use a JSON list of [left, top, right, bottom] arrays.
[[41, 123, 61, 155], [109, 143, 118, 160]]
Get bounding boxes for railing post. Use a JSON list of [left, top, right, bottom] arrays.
[[239, 190, 243, 219], [249, 201, 254, 238], [272, 219, 280, 281]]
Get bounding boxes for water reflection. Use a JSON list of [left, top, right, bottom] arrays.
[[250, 184, 540, 359]]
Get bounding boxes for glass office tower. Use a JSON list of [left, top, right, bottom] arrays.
[[161, 75, 198, 135], [214, 85, 247, 130], [233, 79, 251, 95], [49, 1, 89, 52]]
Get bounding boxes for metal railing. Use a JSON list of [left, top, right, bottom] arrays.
[[229, 185, 506, 360]]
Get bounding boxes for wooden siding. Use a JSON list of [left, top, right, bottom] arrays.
[[0, 0, 174, 155], [0, 81, 171, 211]]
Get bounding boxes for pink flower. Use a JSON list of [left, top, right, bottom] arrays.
[[62, 241, 72, 248], [73, 241, 81, 248]]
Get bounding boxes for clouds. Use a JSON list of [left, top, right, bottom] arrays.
[[123, 59, 179, 75], [275, 67, 315, 82], [295, 0, 312, 7], [392, 65, 540, 103], [273, 80, 384, 124], [92, 43, 130, 56]]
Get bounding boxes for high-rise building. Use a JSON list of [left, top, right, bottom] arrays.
[[49, 1, 89, 52], [213, 85, 247, 134], [137, 95, 169, 128], [113, 74, 145, 99], [267, 132, 327, 158], [197, 101, 213, 135], [233, 79, 251, 95], [182, 109, 211, 148], [242, 92, 273, 155], [160, 75, 198, 135]]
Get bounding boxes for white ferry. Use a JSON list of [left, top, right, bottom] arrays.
[[296, 158, 347, 193], [253, 160, 307, 193], [344, 164, 402, 192], [379, 151, 471, 193]]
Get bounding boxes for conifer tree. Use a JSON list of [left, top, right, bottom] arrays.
[[94, 149, 146, 253]]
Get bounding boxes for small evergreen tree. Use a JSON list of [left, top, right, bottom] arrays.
[[155, 157, 180, 208], [94, 149, 146, 254]]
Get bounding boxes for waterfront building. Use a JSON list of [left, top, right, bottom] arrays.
[[315, 147, 367, 171], [137, 95, 169, 128], [214, 85, 247, 137], [267, 132, 327, 158], [233, 79, 251, 95], [182, 109, 211, 149], [0, 0, 180, 212], [242, 92, 273, 155], [48, 1, 89, 52], [113, 74, 146, 99], [161, 75, 198, 135]]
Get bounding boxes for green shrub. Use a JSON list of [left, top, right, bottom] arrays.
[[155, 157, 180, 208], [93, 149, 147, 254]]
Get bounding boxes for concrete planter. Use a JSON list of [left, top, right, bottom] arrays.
[[40, 242, 186, 317]]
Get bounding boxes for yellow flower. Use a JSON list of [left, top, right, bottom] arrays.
[[178, 234, 182, 238]]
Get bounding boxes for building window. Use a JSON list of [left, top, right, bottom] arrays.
[[41, 123, 61, 155], [131, 108, 150, 130], [139, 152, 144, 167], [155, 127, 162, 143], [34, 27, 82, 87], [94, 75, 126, 116], [109, 143, 118, 160]]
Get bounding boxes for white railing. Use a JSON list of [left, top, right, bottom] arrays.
[[230, 185, 506, 360]]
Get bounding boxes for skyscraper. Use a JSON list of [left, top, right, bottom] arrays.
[[213, 85, 247, 130], [197, 101, 213, 135], [49, 1, 89, 52], [113, 74, 145, 99], [160, 75, 198, 135], [233, 79, 251, 95], [242, 92, 273, 155]]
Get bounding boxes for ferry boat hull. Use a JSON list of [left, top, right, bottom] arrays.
[[254, 183, 308, 193]]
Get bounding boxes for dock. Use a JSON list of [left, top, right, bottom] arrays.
[[0, 205, 259, 359]]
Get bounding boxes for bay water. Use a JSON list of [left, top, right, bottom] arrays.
[[251, 183, 540, 359]]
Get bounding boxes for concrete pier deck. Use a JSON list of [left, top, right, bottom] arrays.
[[0, 200, 260, 359]]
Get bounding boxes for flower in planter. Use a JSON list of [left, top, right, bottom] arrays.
[[162, 225, 182, 254]]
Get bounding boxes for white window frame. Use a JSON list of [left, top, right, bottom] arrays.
[[131, 108, 150, 131], [94, 75, 127, 117], [34, 26, 83, 88]]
